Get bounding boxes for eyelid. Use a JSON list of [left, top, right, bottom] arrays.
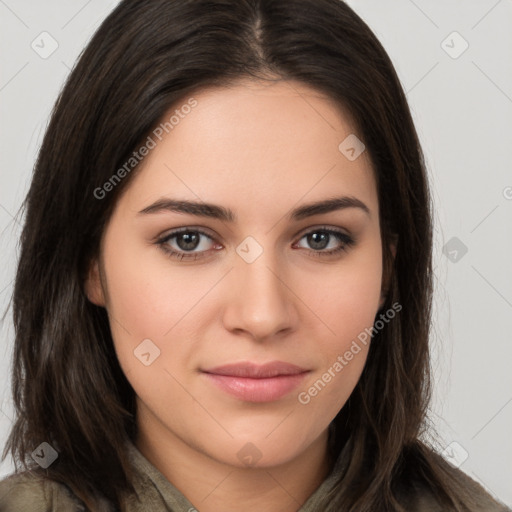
[[156, 225, 216, 238], [293, 224, 351, 239], [156, 224, 352, 244]]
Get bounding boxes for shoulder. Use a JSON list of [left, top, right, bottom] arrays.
[[0, 470, 87, 512], [446, 465, 511, 511], [399, 457, 511, 512]]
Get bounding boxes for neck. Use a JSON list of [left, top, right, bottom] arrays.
[[135, 409, 333, 512]]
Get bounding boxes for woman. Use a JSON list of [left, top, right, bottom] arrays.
[[0, 0, 509, 511]]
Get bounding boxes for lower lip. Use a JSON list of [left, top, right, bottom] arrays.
[[202, 372, 309, 402]]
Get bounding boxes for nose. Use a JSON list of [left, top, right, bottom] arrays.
[[221, 245, 298, 341]]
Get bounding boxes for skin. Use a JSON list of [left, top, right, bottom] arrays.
[[86, 78, 396, 512]]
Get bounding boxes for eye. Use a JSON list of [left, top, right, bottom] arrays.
[[156, 228, 220, 261], [156, 226, 356, 262], [294, 227, 355, 257]]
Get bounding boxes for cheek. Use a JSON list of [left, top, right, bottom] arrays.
[[101, 229, 208, 340], [302, 244, 383, 349], [101, 241, 198, 415], [297, 280, 376, 419], [99, 229, 193, 385], [295, 244, 381, 408]]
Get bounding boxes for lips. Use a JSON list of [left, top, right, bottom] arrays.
[[201, 361, 310, 402], [203, 361, 308, 378]]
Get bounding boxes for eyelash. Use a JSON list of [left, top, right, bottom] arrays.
[[155, 226, 356, 261]]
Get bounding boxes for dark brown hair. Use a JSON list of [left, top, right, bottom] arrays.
[[2, 0, 480, 510]]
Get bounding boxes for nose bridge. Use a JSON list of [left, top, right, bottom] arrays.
[[225, 235, 295, 338]]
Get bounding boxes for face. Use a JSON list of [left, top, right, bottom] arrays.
[[86, 79, 393, 469]]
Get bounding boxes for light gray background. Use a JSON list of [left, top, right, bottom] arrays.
[[1, 0, 511, 507]]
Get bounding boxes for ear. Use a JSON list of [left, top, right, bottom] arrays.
[[84, 259, 106, 307], [378, 236, 398, 310]]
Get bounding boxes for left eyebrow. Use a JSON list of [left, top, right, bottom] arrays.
[[289, 196, 370, 221], [137, 195, 371, 222]]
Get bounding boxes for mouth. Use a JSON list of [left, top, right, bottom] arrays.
[[201, 361, 310, 402]]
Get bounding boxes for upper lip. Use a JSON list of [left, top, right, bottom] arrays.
[[202, 361, 309, 378]]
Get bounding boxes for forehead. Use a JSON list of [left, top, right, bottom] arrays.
[[119, 79, 377, 221]]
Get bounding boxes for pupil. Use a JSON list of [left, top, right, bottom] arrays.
[[177, 232, 199, 251], [309, 232, 328, 250]]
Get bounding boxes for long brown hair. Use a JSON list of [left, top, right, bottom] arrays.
[[2, 0, 476, 510]]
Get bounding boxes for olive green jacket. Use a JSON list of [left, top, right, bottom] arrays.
[[0, 439, 510, 511]]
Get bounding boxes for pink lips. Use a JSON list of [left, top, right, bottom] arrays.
[[201, 361, 310, 402]]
